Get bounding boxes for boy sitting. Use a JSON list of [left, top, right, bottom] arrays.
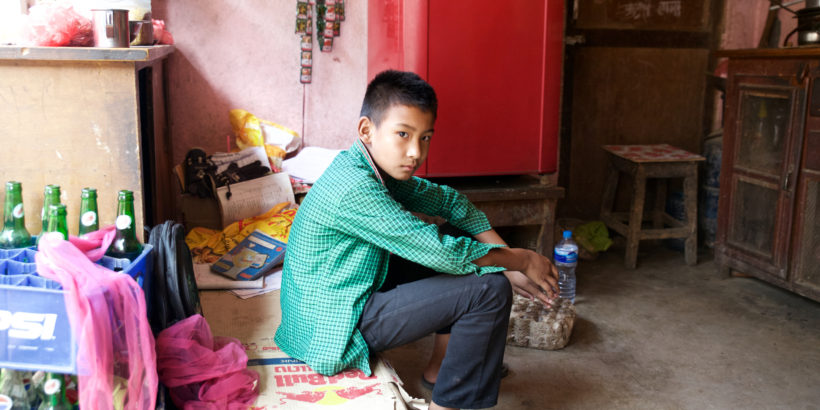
[[275, 70, 558, 410]]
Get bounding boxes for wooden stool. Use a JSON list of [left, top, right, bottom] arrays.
[[600, 144, 704, 269], [427, 176, 565, 256]]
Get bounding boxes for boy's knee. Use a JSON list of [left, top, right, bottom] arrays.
[[477, 273, 512, 309]]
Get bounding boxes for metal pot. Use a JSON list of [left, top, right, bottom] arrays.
[[798, 28, 820, 45], [784, 7, 820, 46], [799, 8, 820, 45], [129, 20, 154, 46], [91, 9, 129, 48]]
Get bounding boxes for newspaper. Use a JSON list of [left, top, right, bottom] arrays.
[[193, 263, 263, 289], [231, 268, 283, 299], [282, 147, 342, 184], [216, 172, 295, 226]]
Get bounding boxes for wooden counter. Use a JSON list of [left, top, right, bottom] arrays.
[[0, 45, 175, 238]]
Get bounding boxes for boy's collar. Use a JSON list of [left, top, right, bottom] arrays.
[[354, 138, 386, 186]]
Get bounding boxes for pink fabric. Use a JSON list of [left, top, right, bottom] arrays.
[[35, 234, 157, 410], [157, 315, 260, 409], [68, 225, 116, 262]]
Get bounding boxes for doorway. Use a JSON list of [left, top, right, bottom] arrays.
[[559, 0, 725, 220]]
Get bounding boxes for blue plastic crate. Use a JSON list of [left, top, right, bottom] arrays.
[[0, 244, 153, 373], [99, 244, 153, 290], [0, 248, 37, 263]]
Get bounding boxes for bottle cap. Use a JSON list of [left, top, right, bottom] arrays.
[[563, 230, 572, 239]]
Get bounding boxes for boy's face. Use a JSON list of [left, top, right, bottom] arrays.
[[358, 104, 435, 181]]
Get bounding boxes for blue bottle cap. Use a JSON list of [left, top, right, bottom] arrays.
[[563, 230, 572, 239]]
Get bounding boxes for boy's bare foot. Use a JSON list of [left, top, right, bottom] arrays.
[[429, 402, 456, 410]]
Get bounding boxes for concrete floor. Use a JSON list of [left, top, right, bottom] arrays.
[[382, 243, 820, 409]]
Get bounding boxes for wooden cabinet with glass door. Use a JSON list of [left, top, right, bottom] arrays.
[[791, 126, 820, 299], [716, 48, 820, 302]]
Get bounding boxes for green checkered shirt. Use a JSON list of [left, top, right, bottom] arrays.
[[274, 139, 505, 376]]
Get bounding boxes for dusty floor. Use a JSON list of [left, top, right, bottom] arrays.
[[382, 243, 820, 409]]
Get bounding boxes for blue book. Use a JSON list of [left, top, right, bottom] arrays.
[[210, 230, 287, 281]]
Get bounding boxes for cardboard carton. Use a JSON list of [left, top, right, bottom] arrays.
[[199, 290, 425, 409]]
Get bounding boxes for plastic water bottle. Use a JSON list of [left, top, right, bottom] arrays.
[[554, 230, 578, 303]]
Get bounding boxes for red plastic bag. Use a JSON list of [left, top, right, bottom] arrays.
[[36, 232, 157, 410], [151, 19, 174, 45], [156, 314, 260, 409], [26, 2, 93, 46]]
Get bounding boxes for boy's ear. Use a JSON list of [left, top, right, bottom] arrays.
[[358, 116, 373, 144]]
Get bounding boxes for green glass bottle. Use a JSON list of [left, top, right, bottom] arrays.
[[41, 184, 61, 233], [36, 204, 67, 248], [0, 181, 32, 249], [0, 368, 30, 410], [105, 190, 143, 261], [78, 187, 99, 237], [37, 204, 68, 249], [38, 373, 70, 410]]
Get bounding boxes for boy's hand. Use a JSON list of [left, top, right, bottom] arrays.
[[471, 229, 559, 302], [520, 249, 560, 300], [476, 247, 559, 300], [503, 270, 555, 306]]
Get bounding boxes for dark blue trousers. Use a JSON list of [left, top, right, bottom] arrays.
[[358, 260, 512, 408]]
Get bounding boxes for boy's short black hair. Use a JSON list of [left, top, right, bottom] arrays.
[[360, 70, 438, 127]]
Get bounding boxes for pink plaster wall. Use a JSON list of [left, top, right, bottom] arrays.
[[151, 0, 368, 167], [151, 0, 803, 167], [711, 0, 802, 131], [721, 0, 799, 49]]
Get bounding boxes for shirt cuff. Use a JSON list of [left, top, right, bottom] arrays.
[[467, 242, 507, 276]]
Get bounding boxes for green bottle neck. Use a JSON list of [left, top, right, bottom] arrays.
[[3, 191, 26, 229], [45, 211, 68, 240], [41, 191, 61, 231], [107, 195, 142, 259], [78, 196, 99, 235], [80, 197, 98, 213], [115, 199, 137, 238]]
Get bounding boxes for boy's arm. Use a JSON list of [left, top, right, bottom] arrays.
[[472, 232, 560, 301], [338, 179, 507, 277], [387, 178, 489, 235], [474, 229, 558, 305]]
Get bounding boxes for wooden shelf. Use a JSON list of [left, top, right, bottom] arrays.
[[715, 47, 820, 59], [0, 44, 174, 238], [0, 45, 174, 62]]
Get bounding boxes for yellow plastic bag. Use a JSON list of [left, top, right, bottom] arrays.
[[186, 202, 297, 264], [229, 109, 264, 149], [229, 109, 297, 171]]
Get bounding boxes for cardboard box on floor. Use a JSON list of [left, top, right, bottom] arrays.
[[199, 290, 426, 409], [177, 169, 296, 231], [179, 193, 222, 230]]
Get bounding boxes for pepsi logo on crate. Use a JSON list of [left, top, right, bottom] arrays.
[[0, 244, 152, 373], [0, 286, 76, 373]]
